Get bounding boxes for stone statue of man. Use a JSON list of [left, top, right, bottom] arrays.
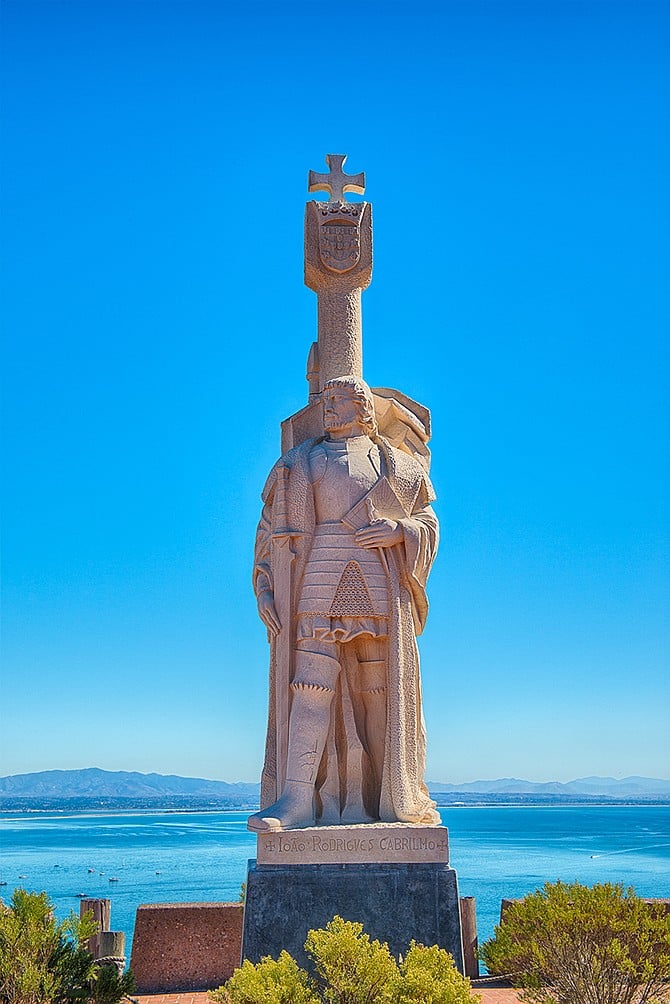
[[248, 375, 440, 832]]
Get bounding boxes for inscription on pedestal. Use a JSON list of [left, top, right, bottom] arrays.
[[256, 824, 449, 865]]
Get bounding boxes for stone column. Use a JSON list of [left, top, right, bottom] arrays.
[[98, 931, 126, 976], [80, 898, 111, 958], [304, 155, 373, 390]]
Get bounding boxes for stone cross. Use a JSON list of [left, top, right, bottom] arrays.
[[308, 154, 366, 204]]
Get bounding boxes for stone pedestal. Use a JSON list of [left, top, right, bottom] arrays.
[[242, 825, 464, 973]]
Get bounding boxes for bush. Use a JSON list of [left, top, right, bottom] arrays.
[[208, 950, 320, 1004], [398, 942, 476, 1004], [88, 965, 136, 1004], [0, 889, 135, 1004], [210, 915, 478, 1004], [0, 889, 97, 1004], [305, 915, 399, 1003], [479, 880, 670, 1004]]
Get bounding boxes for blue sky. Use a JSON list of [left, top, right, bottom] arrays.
[[2, 0, 668, 784]]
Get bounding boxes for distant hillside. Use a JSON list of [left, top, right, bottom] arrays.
[[1, 769, 668, 810], [426, 776, 670, 797], [0, 768, 260, 800]]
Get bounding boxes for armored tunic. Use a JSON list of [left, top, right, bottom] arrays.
[[296, 436, 389, 642]]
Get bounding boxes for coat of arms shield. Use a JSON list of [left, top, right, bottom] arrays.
[[318, 219, 361, 273]]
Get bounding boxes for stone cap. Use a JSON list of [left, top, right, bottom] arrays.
[[135, 901, 238, 910]]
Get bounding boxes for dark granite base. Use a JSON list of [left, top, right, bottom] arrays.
[[242, 859, 464, 974]]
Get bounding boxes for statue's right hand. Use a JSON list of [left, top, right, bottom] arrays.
[[258, 591, 281, 636]]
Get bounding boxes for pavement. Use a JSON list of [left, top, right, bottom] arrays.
[[133, 981, 523, 1002], [135, 997, 211, 1004]]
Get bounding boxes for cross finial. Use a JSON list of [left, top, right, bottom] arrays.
[[308, 154, 366, 203]]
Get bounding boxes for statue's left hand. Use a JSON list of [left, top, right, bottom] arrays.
[[258, 590, 281, 636], [355, 518, 404, 549]]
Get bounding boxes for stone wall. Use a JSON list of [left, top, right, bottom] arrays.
[[130, 902, 243, 993]]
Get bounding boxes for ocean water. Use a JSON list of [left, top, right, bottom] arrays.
[[1, 805, 668, 960]]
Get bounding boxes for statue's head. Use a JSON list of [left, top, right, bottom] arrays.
[[323, 375, 378, 438]]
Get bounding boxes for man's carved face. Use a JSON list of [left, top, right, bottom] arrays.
[[323, 385, 364, 437]]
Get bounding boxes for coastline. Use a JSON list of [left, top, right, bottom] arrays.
[[3, 797, 670, 815]]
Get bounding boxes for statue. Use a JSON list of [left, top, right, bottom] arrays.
[[248, 373, 440, 832], [241, 157, 465, 978]]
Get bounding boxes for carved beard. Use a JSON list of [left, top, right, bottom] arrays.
[[324, 421, 365, 438], [323, 404, 366, 436]]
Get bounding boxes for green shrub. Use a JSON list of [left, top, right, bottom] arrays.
[[0, 889, 135, 1004], [88, 964, 136, 1004], [398, 942, 477, 1004], [479, 880, 670, 1004], [211, 915, 478, 1004], [0, 889, 97, 1004], [208, 950, 320, 1004], [305, 915, 399, 1003]]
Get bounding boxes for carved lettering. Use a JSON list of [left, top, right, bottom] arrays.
[[257, 826, 449, 865]]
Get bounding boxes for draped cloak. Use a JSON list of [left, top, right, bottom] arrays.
[[253, 435, 440, 826]]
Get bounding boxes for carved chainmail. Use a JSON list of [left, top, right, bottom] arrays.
[[329, 560, 375, 616], [378, 436, 435, 509]]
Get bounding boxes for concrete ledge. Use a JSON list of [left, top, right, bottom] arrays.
[[130, 902, 243, 993]]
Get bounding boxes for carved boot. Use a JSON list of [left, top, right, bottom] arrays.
[[247, 651, 338, 832]]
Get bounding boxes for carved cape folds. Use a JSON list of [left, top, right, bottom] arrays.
[[253, 434, 440, 826]]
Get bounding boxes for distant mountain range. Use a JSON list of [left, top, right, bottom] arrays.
[[0, 768, 260, 800], [426, 776, 670, 797], [1, 768, 669, 807]]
